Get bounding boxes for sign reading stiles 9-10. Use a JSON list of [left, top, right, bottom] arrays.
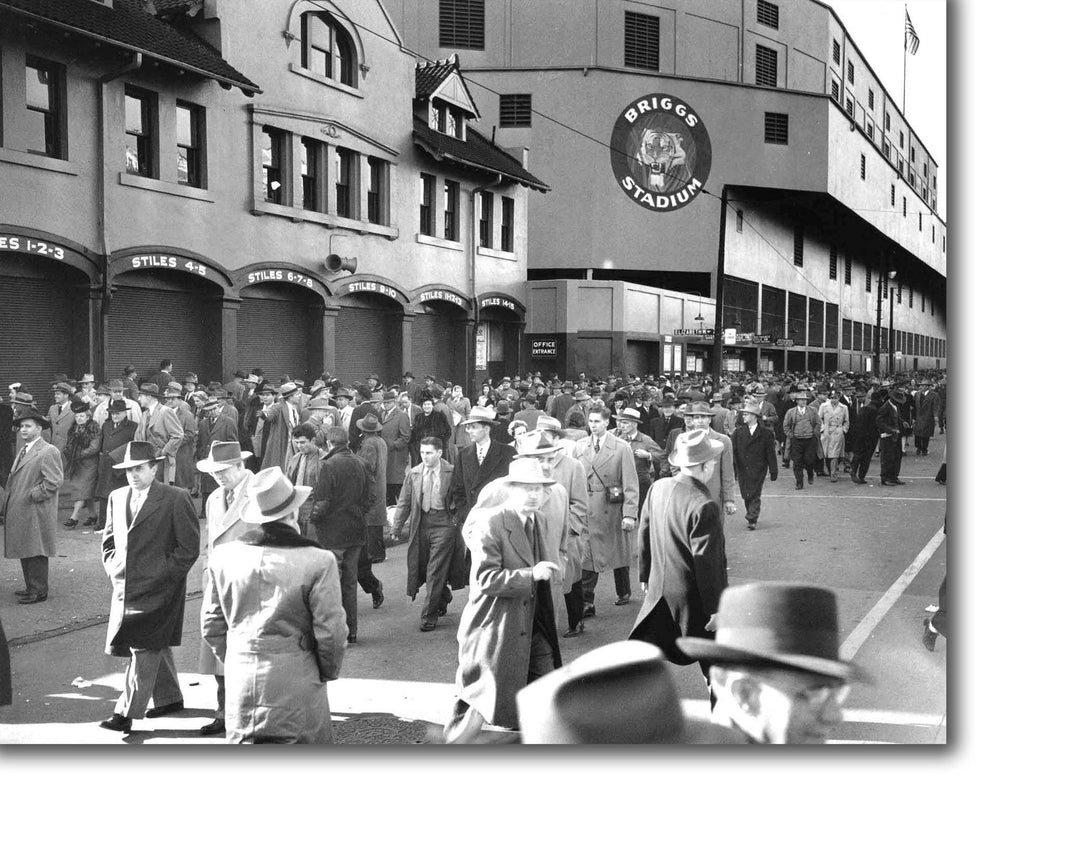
[[610, 93, 712, 213]]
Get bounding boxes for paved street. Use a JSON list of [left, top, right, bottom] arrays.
[[0, 437, 946, 744]]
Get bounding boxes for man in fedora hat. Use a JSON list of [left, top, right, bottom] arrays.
[[782, 391, 821, 490], [615, 407, 663, 501], [258, 381, 304, 473], [444, 457, 563, 743], [450, 406, 516, 524], [678, 583, 870, 744], [732, 401, 779, 530], [629, 429, 728, 699], [94, 379, 142, 427], [659, 401, 737, 524], [351, 414, 388, 563], [94, 399, 139, 529], [379, 390, 413, 506], [3, 407, 63, 604], [134, 382, 184, 484], [195, 395, 239, 507], [99, 441, 200, 732], [46, 381, 76, 464], [192, 439, 257, 735], [392, 436, 460, 632], [310, 427, 381, 644], [202, 466, 348, 743], [876, 388, 908, 486], [163, 382, 198, 493], [517, 641, 740, 744], [912, 379, 940, 456]]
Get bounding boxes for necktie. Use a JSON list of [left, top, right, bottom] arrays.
[[593, 437, 600, 454], [422, 467, 433, 511], [224, 488, 234, 511], [15, 444, 28, 466], [477, 445, 485, 465]]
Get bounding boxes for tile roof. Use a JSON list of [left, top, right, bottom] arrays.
[[0, 0, 260, 95], [415, 54, 458, 102], [413, 120, 550, 193]]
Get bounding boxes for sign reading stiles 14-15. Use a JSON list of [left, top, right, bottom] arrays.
[[610, 93, 712, 213]]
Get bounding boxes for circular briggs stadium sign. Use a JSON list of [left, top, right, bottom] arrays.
[[610, 93, 712, 212]]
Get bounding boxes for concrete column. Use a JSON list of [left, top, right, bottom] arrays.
[[220, 300, 240, 381], [400, 311, 415, 378], [319, 305, 338, 377]]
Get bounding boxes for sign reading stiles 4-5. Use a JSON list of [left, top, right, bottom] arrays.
[[610, 93, 712, 212]]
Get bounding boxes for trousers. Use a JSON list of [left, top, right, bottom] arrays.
[[331, 545, 381, 637], [115, 646, 183, 718], [20, 555, 48, 595], [417, 510, 457, 626], [789, 437, 817, 485], [880, 435, 903, 482], [850, 448, 873, 482], [564, 579, 584, 628], [581, 566, 630, 605]]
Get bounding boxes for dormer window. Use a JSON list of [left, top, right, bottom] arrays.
[[301, 11, 356, 88], [429, 100, 465, 140]]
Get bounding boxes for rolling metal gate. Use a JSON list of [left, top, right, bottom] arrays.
[[235, 287, 314, 385], [0, 275, 75, 406], [335, 299, 401, 387], [410, 311, 464, 387]]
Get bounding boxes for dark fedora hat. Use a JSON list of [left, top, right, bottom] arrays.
[[107, 399, 129, 414], [13, 406, 50, 428], [138, 382, 161, 398], [196, 440, 253, 473], [677, 583, 871, 683], [359, 413, 382, 433], [112, 441, 165, 470]]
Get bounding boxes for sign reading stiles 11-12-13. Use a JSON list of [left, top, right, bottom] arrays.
[[610, 93, 712, 213]]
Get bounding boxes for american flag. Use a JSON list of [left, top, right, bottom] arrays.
[[905, 9, 920, 55]]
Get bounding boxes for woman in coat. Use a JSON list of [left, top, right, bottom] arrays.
[[409, 398, 452, 466], [201, 467, 347, 744], [355, 415, 388, 563], [94, 400, 138, 530], [818, 390, 849, 481], [63, 398, 101, 527]]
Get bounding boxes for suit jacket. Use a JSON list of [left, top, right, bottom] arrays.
[[783, 405, 821, 440], [732, 423, 778, 499], [454, 506, 562, 728], [393, 459, 466, 597], [450, 439, 516, 520], [2, 438, 63, 558], [102, 480, 200, 655], [630, 476, 727, 665], [135, 401, 184, 482], [650, 413, 685, 448], [46, 402, 74, 461], [876, 401, 902, 438]]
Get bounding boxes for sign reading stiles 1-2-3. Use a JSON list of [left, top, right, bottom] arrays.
[[0, 234, 67, 260]]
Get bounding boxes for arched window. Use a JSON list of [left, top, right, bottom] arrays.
[[301, 11, 356, 87]]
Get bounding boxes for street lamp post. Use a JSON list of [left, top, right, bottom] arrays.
[[888, 284, 895, 375], [874, 263, 897, 376]]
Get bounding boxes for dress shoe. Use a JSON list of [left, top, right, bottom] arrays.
[[892, 479, 907, 485], [582, 605, 596, 619], [200, 717, 226, 736], [63, 518, 78, 528], [14, 588, 32, 597], [854, 478, 867, 485], [372, 579, 385, 609], [882, 480, 896, 486], [18, 593, 47, 604], [614, 594, 631, 606], [795, 483, 803, 490], [82, 517, 98, 527], [562, 622, 585, 638], [100, 713, 132, 732], [145, 700, 184, 718], [806, 476, 813, 485], [420, 622, 436, 632], [747, 522, 756, 531], [922, 619, 938, 652], [346, 633, 357, 644]]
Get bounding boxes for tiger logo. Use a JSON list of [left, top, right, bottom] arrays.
[[636, 129, 688, 191]]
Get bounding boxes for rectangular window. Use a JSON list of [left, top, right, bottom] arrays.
[[625, 12, 660, 71], [885, 112, 891, 131], [444, 179, 459, 240], [826, 302, 838, 350], [899, 130, 904, 148], [921, 292, 925, 313], [868, 89, 875, 110], [942, 235, 945, 253], [865, 265, 872, 293], [919, 211, 923, 231], [891, 184, 896, 206], [500, 196, 514, 252], [499, 94, 532, 128], [335, 147, 357, 218], [261, 126, 285, 204], [845, 97, 853, 116], [832, 39, 841, 64], [761, 285, 786, 340], [828, 245, 837, 280], [903, 196, 907, 217], [175, 101, 203, 187], [853, 320, 863, 352], [25, 56, 64, 159], [439, 0, 485, 50], [755, 44, 778, 87], [896, 284, 902, 304], [883, 137, 891, 159], [757, 1, 779, 28], [300, 137, 323, 212], [830, 80, 839, 101], [479, 190, 493, 248], [842, 319, 852, 350], [808, 298, 824, 348], [932, 224, 935, 242], [793, 227, 803, 267], [860, 153, 866, 180], [763, 112, 788, 144], [736, 209, 743, 233], [367, 156, 389, 224], [124, 86, 156, 177], [788, 293, 806, 346], [847, 60, 854, 83], [419, 173, 435, 236], [844, 254, 851, 286]]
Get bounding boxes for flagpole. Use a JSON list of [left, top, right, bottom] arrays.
[[902, 5, 908, 114]]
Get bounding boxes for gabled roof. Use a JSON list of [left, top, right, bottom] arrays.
[[0, 0, 260, 95], [415, 53, 478, 118], [413, 119, 550, 193]]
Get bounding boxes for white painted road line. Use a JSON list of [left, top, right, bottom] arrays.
[[841, 525, 947, 658], [763, 494, 946, 501]]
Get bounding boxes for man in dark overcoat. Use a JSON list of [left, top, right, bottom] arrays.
[[99, 441, 200, 732], [732, 402, 778, 530], [449, 406, 515, 523], [629, 429, 728, 702], [876, 389, 907, 486], [3, 407, 63, 603], [912, 379, 940, 456], [849, 389, 881, 485]]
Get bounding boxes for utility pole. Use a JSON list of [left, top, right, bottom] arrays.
[[874, 272, 883, 377], [711, 186, 729, 383], [889, 284, 896, 375]]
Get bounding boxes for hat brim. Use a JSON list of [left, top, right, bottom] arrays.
[[13, 412, 50, 428], [113, 455, 166, 470], [462, 416, 495, 426], [196, 451, 253, 473], [675, 637, 872, 684], [360, 422, 383, 432], [504, 476, 557, 486], [240, 486, 312, 524]]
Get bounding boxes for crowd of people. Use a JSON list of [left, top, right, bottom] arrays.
[[0, 359, 946, 741]]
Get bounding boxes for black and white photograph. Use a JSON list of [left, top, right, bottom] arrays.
[[0, 0, 951, 753]]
